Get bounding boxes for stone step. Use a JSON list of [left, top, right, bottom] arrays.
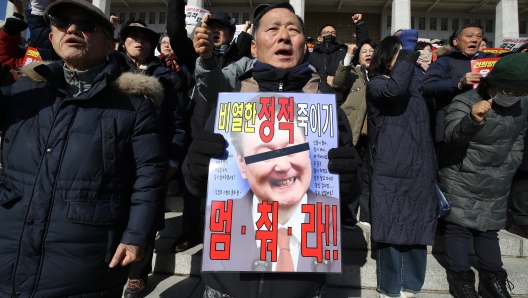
[[153, 213, 528, 295]]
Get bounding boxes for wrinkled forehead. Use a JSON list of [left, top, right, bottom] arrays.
[[259, 8, 300, 29], [460, 27, 482, 36]]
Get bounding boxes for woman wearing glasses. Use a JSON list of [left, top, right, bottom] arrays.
[[438, 53, 528, 298], [331, 39, 378, 229]]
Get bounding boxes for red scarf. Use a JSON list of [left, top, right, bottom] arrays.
[[159, 53, 181, 73]]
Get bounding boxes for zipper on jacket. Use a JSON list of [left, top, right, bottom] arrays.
[[258, 273, 265, 298], [278, 81, 283, 91]]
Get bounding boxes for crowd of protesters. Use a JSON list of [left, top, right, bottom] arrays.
[[0, 0, 527, 298]]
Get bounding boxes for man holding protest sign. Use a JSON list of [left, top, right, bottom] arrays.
[[184, 3, 362, 297], [422, 23, 495, 150]]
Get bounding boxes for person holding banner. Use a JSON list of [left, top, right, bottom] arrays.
[[366, 32, 438, 298], [186, 3, 363, 297], [422, 23, 495, 151], [0, 0, 28, 70], [437, 53, 528, 298]]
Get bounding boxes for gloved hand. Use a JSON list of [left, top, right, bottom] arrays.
[[328, 147, 361, 203], [398, 29, 419, 51], [183, 129, 225, 198], [3, 17, 28, 36]]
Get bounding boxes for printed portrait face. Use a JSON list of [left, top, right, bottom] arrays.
[[236, 118, 311, 212]]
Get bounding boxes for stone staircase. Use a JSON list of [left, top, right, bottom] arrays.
[[149, 195, 528, 297]]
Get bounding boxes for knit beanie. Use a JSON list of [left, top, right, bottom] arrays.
[[486, 53, 528, 91]]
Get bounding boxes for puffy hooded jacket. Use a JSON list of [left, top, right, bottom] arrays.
[[438, 86, 528, 231], [0, 59, 168, 297]]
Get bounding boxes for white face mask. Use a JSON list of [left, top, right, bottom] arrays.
[[492, 92, 522, 107]]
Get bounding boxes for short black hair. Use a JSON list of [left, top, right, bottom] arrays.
[[368, 36, 401, 78], [318, 23, 336, 36], [252, 2, 304, 39], [351, 39, 378, 66], [482, 37, 488, 43], [414, 42, 432, 51], [453, 23, 483, 39]]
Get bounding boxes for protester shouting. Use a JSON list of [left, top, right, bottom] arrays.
[[0, 0, 168, 296], [184, 3, 363, 297]]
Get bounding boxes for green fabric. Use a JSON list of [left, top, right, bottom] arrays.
[[486, 53, 528, 91], [63, 63, 106, 97]]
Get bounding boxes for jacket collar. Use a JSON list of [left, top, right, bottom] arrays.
[[20, 57, 164, 106]]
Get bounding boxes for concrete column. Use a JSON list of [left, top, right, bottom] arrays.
[[495, 0, 519, 46], [187, 0, 205, 8], [5, 1, 14, 20], [381, 6, 388, 39], [391, 0, 410, 34], [92, 0, 112, 17], [289, 0, 305, 20]]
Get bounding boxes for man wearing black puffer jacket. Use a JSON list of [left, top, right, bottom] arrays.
[[184, 3, 363, 297], [422, 23, 495, 149], [0, 1, 168, 297]]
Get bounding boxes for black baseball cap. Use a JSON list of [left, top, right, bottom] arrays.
[[206, 12, 236, 33], [44, 0, 114, 35], [120, 20, 161, 51]]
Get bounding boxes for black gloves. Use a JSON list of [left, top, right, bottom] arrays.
[[328, 147, 362, 205], [3, 17, 28, 36], [182, 129, 226, 198]]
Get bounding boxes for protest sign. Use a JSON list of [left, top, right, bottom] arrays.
[[482, 48, 511, 55], [498, 38, 528, 52], [185, 5, 209, 26], [203, 93, 341, 273], [470, 58, 500, 88], [233, 24, 247, 40], [22, 47, 43, 66]]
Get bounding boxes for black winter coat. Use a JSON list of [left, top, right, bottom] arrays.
[[0, 60, 168, 297], [421, 49, 495, 142], [366, 50, 438, 246]]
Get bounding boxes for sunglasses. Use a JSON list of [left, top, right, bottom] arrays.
[[49, 15, 97, 33]]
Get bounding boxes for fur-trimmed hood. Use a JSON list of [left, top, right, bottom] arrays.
[[20, 61, 164, 106]]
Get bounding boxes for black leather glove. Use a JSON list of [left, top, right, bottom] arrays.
[[3, 17, 28, 36], [328, 147, 361, 204], [182, 129, 225, 198]]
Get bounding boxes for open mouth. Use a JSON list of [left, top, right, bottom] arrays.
[[213, 34, 220, 42], [468, 45, 477, 50], [365, 58, 372, 63], [271, 177, 296, 187], [65, 37, 82, 45], [275, 49, 292, 57]]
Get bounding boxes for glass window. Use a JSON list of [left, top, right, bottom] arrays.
[[452, 18, 459, 31], [232, 12, 240, 23], [429, 17, 437, 31], [139, 12, 146, 22], [521, 21, 527, 35], [159, 12, 166, 24], [149, 12, 156, 24], [129, 12, 136, 21], [119, 12, 126, 24], [418, 17, 426, 30], [463, 18, 470, 25], [485, 20, 493, 33], [411, 17, 415, 29], [441, 18, 448, 31], [242, 12, 250, 22], [387, 15, 391, 29]]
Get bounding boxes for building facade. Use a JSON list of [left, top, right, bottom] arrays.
[[3, 0, 528, 47]]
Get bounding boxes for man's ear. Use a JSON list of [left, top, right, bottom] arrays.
[[453, 37, 459, 47], [236, 153, 248, 180], [49, 32, 53, 42], [251, 40, 257, 58]]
